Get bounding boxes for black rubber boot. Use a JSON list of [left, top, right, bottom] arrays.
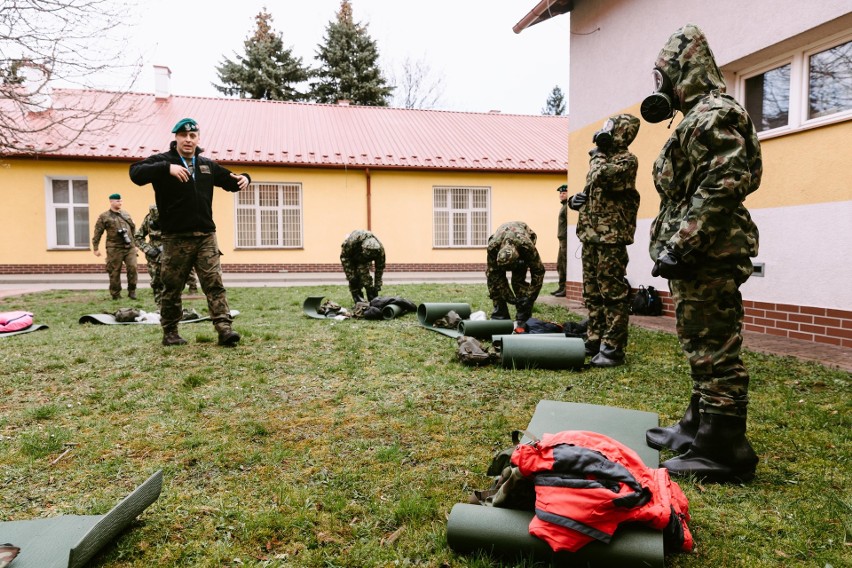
[[590, 343, 625, 367], [584, 339, 601, 356], [366, 287, 378, 301], [350, 288, 366, 303], [646, 393, 700, 453], [662, 412, 758, 483], [551, 287, 565, 297], [491, 301, 511, 320]]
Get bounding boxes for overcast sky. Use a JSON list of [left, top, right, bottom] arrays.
[[117, 0, 570, 115]]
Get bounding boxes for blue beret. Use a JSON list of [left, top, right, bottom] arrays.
[[171, 118, 199, 133]]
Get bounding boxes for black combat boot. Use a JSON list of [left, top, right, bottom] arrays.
[[551, 287, 565, 297], [491, 301, 510, 320], [162, 330, 187, 346], [216, 325, 241, 347], [366, 287, 378, 301], [128, 289, 137, 300], [662, 411, 758, 483], [646, 393, 700, 453], [590, 343, 625, 367], [584, 339, 601, 356], [350, 288, 366, 304]]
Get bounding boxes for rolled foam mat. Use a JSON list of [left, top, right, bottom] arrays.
[[302, 296, 329, 319], [497, 335, 585, 370], [382, 304, 403, 320], [416, 302, 472, 338], [446, 401, 662, 566], [0, 324, 49, 337], [78, 310, 239, 325], [456, 319, 515, 339]]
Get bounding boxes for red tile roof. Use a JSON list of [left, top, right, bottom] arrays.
[[11, 89, 568, 173]]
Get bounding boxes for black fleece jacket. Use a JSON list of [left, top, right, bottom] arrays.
[[129, 142, 250, 235]]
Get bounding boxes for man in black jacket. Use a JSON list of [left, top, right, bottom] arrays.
[[129, 118, 250, 347]]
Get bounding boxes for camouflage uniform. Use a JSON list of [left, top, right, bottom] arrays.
[[340, 230, 385, 301], [134, 205, 199, 308], [486, 221, 545, 319], [130, 139, 249, 344], [92, 208, 137, 299], [574, 114, 640, 354], [649, 25, 762, 417], [556, 193, 568, 291]]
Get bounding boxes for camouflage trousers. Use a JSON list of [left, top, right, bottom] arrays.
[[669, 276, 750, 416], [105, 245, 137, 299], [149, 260, 199, 308], [160, 233, 232, 333], [581, 243, 630, 350], [486, 263, 541, 304], [348, 263, 377, 294], [556, 238, 567, 287]]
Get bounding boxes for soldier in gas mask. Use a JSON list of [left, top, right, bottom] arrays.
[[485, 221, 545, 323], [340, 230, 385, 303], [568, 114, 640, 367], [641, 24, 762, 483]]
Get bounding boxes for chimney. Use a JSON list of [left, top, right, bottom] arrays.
[[154, 65, 171, 99]]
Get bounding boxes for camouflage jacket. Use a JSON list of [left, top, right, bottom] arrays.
[[650, 24, 762, 268], [486, 221, 546, 287], [92, 209, 135, 250], [557, 201, 568, 241], [576, 114, 640, 245], [134, 206, 162, 258], [340, 230, 386, 284]]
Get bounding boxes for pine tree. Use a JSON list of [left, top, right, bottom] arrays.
[[214, 10, 309, 101], [309, 0, 393, 106], [542, 85, 567, 115]]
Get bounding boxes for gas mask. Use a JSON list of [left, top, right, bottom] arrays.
[[640, 68, 677, 123], [592, 119, 614, 150]]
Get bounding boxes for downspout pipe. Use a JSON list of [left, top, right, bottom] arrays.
[[365, 167, 372, 230]]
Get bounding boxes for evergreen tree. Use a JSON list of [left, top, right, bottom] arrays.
[[214, 9, 309, 101], [309, 0, 393, 106], [542, 85, 567, 115]]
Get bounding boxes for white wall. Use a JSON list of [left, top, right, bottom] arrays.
[[568, 0, 852, 132]]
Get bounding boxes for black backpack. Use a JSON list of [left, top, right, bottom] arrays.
[[631, 286, 663, 316]]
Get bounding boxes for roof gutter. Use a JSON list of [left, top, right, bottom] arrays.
[[513, 0, 574, 34]]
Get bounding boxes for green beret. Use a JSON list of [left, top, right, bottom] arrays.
[[557, 184, 568, 192], [171, 118, 199, 133], [109, 193, 121, 200]]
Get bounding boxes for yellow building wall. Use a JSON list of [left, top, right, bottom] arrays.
[[0, 158, 565, 268]]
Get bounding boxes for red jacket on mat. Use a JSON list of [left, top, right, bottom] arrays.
[[511, 430, 693, 553]]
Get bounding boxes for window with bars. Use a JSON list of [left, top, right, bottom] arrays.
[[235, 182, 303, 248], [740, 33, 852, 134], [47, 177, 89, 249], [433, 186, 490, 248]]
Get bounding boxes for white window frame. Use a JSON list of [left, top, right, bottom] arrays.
[[45, 176, 89, 250], [735, 30, 852, 140], [432, 185, 491, 248], [234, 181, 303, 249]]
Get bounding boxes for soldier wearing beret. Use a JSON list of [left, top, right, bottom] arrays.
[[485, 221, 545, 323], [129, 118, 250, 347], [551, 184, 569, 297], [340, 230, 385, 303], [92, 193, 138, 300]]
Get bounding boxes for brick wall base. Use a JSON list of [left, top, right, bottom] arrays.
[[0, 262, 557, 274], [563, 280, 851, 349]]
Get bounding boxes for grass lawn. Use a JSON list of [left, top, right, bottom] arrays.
[[0, 284, 849, 567]]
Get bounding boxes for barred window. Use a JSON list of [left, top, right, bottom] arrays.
[[433, 186, 490, 248], [46, 177, 89, 249], [235, 182, 302, 248]]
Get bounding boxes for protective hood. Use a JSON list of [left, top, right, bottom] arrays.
[[609, 114, 640, 149], [655, 24, 726, 113]]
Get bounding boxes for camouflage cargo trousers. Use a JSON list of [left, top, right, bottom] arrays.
[[160, 233, 232, 333], [105, 245, 137, 299], [149, 260, 199, 308], [486, 262, 540, 304], [581, 243, 630, 350], [557, 238, 567, 286], [348, 263, 376, 293], [669, 276, 750, 416]]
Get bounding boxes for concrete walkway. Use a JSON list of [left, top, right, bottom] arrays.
[[2, 272, 850, 373]]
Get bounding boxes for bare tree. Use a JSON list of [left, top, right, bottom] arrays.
[[390, 55, 445, 110], [0, 0, 141, 155]]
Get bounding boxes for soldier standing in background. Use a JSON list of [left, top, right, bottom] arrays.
[[340, 230, 385, 303], [551, 184, 569, 297], [134, 204, 199, 310], [485, 221, 545, 323], [92, 193, 138, 300], [129, 118, 250, 347], [641, 24, 762, 483], [568, 114, 641, 368]]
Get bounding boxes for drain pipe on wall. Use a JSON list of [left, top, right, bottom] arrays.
[[365, 167, 372, 230]]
